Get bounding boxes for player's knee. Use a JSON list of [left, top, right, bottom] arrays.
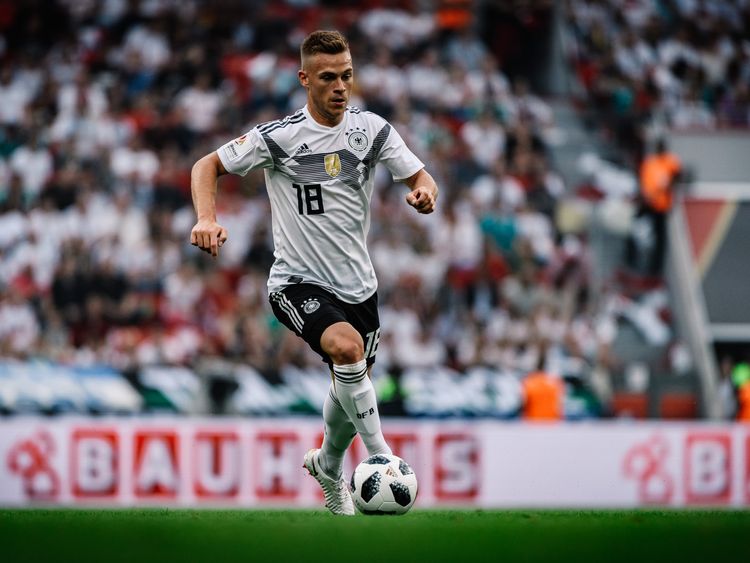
[[325, 337, 364, 365]]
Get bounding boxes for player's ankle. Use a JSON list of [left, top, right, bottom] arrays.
[[318, 450, 343, 479]]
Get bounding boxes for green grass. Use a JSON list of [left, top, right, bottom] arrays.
[[2, 509, 749, 563]]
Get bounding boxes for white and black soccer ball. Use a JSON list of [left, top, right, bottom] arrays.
[[350, 454, 418, 515]]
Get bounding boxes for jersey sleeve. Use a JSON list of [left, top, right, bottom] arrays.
[[377, 124, 424, 182], [216, 128, 273, 176]]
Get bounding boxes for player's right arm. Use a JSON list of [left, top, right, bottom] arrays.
[[190, 151, 228, 257], [191, 126, 273, 256]]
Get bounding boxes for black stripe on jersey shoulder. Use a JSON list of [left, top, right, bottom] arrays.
[[260, 115, 306, 136], [362, 122, 391, 166], [257, 114, 306, 135], [257, 109, 304, 130], [257, 110, 306, 134]]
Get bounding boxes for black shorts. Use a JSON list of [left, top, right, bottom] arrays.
[[269, 283, 380, 367]]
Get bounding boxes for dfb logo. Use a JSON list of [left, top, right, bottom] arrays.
[[71, 429, 118, 498], [193, 431, 240, 499], [434, 434, 479, 500], [685, 433, 731, 505], [134, 430, 180, 498], [254, 432, 300, 499], [623, 435, 674, 504], [6, 430, 60, 500], [357, 408, 375, 419]]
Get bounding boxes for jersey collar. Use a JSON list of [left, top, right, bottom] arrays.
[[302, 104, 348, 132]]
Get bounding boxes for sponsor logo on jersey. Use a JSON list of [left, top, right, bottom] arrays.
[[294, 143, 312, 156], [324, 153, 341, 177], [226, 134, 250, 161], [302, 298, 320, 314], [347, 131, 368, 151]]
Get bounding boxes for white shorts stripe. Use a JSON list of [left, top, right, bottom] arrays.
[[279, 301, 303, 332], [278, 292, 305, 330], [272, 292, 304, 333]]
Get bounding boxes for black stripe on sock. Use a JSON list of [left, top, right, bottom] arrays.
[[333, 373, 366, 383], [332, 366, 367, 383]]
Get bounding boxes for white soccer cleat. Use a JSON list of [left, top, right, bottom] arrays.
[[303, 448, 355, 516]]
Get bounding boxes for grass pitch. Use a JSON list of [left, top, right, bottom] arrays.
[[2, 508, 748, 563]]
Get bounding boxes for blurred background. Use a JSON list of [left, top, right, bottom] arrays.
[[0, 0, 748, 428]]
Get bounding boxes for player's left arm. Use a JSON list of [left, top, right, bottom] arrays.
[[403, 168, 438, 214]]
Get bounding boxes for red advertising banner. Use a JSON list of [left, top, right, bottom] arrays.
[[2, 418, 750, 508]]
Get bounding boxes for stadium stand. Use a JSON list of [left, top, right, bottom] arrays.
[[1, 0, 745, 419], [561, 0, 750, 420]]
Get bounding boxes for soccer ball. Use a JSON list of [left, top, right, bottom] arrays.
[[349, 454, 418, 515]]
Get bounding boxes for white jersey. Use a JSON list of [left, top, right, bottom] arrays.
[[217, 105, 423, 304]]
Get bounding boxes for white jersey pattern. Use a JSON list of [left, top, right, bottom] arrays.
[[217, 105, 424, 303]]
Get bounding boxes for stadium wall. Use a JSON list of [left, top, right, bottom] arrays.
[[1, 418, 748, 508]]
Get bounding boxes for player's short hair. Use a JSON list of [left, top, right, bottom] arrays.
[[300, 30, 349, 63]]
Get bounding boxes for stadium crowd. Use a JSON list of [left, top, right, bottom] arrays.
[[0, 0, 629, 417], [565, 0, 750, 165]]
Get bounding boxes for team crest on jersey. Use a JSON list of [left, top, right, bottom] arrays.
[[324, 153, 341, 177], [302, 298, 320, 314], [347, 130, 368, 151]]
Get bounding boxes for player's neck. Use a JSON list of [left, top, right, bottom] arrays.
[[307, 101, 344, 128]]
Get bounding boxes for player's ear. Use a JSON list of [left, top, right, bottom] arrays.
[[298, 69, 308, 88]]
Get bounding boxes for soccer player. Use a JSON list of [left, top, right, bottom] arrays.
[[190, 30, 438, 515]]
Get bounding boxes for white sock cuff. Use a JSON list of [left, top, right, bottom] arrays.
[[332, 359, 367, 383]]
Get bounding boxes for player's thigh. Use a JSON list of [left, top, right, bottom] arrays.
[[320, 321, 365, 363], [269, 284, 346, 362]]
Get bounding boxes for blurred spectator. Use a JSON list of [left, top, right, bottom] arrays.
[[9, 132, 53, 203], [0, 66, 35, 126], [0, 285, 40, 356], [522, 347, 564, 420], [176, 72, 224, 137], [732, 361, 750, 422], [625, 139, 681, 276], [460, 107, 506, 171], [444, 26, 489, 72], [358, 48, 408, 113]]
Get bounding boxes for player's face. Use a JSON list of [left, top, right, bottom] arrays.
[[299, 50, 353, 127]]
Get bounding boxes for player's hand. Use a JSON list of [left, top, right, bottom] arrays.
[[406, 186, 437, 214], [190, 219, 228, 257]]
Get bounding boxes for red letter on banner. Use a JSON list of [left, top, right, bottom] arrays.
[[384, 432, 419, 466], [685, 433, 731, 505], [434, 433, 479, 501], [193, 431, 240, 499], [71, 429, 118, 498], [254, 432, 300, 500], [134, 430, 180, 498]]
